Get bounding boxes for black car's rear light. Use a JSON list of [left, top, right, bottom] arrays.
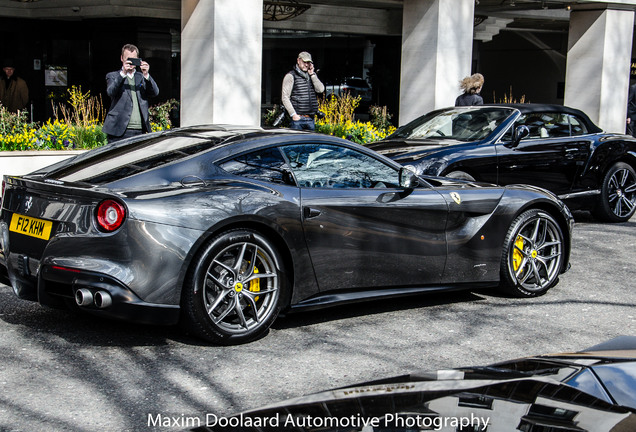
[[96, 199, 126, 232]]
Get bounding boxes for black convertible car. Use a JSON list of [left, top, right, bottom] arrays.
[[0, 126, 573, 344], [368, 104, 636, 222]]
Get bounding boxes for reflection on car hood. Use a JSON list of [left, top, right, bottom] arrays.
[[196, 376, 636, 432], [195, 338, 636, 432], [367, 138, 462, 163]]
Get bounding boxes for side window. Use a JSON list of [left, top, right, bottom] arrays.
[[512, 112, 571, 139], [281, 143, 399, 188], [544, 113, 571, 138], [218, 147, 290, 184], [569, 115, 588, 136]]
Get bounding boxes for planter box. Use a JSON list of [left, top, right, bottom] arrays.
[[0, 150, 87, 181]]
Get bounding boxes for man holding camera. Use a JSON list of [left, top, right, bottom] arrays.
[[281, 51, 324, 131], [102, 44, 159, 143]]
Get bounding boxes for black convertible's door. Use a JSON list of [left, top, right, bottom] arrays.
[[496, 112, 590, 194], [496, 136, 588, 193]]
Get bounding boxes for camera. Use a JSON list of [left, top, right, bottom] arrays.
[[129, 58, 142, 67]]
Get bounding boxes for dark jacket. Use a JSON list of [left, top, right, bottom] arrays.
[[628, 83, 636, 120], [102, 70, 159, 137], [455, 93, 483, 106], [0, 75, 29, 113], [290, 68, 319, 115]]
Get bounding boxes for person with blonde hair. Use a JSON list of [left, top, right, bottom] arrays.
[[455, 73, 484, 106]]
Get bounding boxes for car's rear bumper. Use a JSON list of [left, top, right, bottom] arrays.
[[1, 257, 180, 325]]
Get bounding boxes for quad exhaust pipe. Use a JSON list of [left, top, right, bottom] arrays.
[[94, 290, 112, 308], [75, 288, 112, 309], [75, 288, 93, 306]]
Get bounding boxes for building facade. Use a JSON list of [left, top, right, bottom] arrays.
[[1, 0, 635, 132]]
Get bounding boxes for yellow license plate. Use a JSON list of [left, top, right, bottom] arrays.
[[10, 213, 53, 241]]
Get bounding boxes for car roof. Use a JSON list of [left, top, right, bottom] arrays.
[[486, 103, 603, 133], [32, 125, 397, 186]]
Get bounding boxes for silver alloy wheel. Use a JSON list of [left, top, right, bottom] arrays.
[[607, 167, 636, 219], [509, 214, 563, 293], [203, 241, 279, 335]]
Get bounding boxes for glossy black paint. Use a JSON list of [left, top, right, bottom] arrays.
[[196, 338, 636, 432], [369, 104, 636, 217], [0, 125, 573, 329]]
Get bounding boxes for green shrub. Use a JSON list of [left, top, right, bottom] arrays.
[[262, 105, 289, 128], [150, 99, 179, 132], [0, 105, 38, 150], [71, 124, 107, 149]]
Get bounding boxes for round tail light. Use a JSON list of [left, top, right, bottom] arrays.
[[96, 199, 126, 232]]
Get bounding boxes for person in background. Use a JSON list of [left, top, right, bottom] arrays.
[[455, 73, 484, 106], [626, 81, 636, 137], [281, 51, 324, 131], [0, 59, 29, 113], [102, 44, 159, 143]]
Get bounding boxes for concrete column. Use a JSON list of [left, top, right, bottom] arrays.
[[564, 7, 634, 133], [399, 0, 474, 126], [181, 0, 263, 126]]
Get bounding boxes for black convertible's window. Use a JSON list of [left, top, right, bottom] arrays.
[[219, 147, 289, 184], [507, 112, 588, 140], [281, 143, 398, 188], [569, 115, 588, 135]]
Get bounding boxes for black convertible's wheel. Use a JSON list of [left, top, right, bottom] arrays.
[[500, 209, 564, 297], [182, 229, 286, 345], [594, 162, 636, 222]]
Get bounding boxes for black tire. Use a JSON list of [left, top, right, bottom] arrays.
[[499, 209, 565, 297], [181, 229, 287, 345], [445, 170, 476, 182], [594, 162, 636, 222]]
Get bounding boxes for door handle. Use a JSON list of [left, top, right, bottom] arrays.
[[303, 207, 321, 219]]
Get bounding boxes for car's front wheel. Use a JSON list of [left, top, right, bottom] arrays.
[[181, 229, 286, 345], [594, 162, 636, 222], [500, 209, 565, 297]]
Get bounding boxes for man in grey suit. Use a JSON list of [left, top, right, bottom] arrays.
[[102, 44, 159, 143]]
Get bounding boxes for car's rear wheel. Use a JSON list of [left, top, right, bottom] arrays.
[[500, 209, 564, 297], [182, 229, 286, 345], [594, 162, 636, 222], [445, 170, 475, 182]]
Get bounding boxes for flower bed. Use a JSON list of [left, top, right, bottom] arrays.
[[262, 93, 396, 145]]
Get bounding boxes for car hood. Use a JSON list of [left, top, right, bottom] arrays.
[[197, 376, 636, 432], [196, 338, 636, 432], [367, 137, 466, 164]]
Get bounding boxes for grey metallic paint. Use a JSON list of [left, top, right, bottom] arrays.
[[0, 126, 573, 327]]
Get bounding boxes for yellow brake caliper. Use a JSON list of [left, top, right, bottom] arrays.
[[249, 267, 260, 302], [513, 236, 524, 272]]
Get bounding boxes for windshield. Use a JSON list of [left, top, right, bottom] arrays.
[[390, 107, 514, 141]]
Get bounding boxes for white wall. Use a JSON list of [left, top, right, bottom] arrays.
[[181, 0, 263, 126]]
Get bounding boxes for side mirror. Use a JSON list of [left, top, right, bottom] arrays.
[[399, 166, 420, 189], [511, 125, 530, 147]]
